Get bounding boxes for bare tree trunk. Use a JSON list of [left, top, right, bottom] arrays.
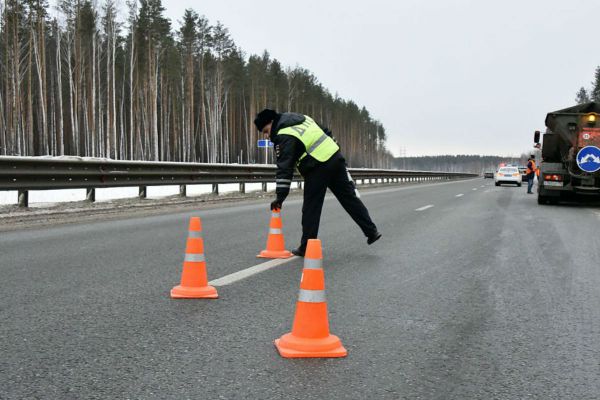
[[129, 26, 135, 159], [119, 76, 125, 159], [200, 58, 207, 162], [56, 23, 64, 155], [67, 35, 77, 155], [26, 27, 34, 155], [105, 23, 111, 158], [75, 11, 84, 156], [151, 49, 159, 160], [13, 9, 22, 156], [186, 54, 193, 161], [180, 75, 185, 161], [49, 68, 56, 155], [91, 29, 97, 157], [32, 15, 48, 154], [111, 20, 116, 159]]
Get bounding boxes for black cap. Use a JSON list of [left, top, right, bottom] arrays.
[[254, 109, 277, 131]]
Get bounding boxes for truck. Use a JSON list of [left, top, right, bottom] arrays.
[[535, 102, 600, 204]]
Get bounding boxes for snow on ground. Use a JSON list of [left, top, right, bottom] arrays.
[[0, 183, 276, 207]]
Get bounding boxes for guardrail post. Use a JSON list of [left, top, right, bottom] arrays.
[[139, 186, 147, 199], [212, 183, 219, 195], [239, 183, 245, 193], [86, 188, 96, 202], [18, 189, 29, 207], [179, 185, 187, 197], [262, 182, 268, 192]]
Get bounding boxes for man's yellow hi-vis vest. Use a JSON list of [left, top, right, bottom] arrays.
[[277, 116, 339, 163]]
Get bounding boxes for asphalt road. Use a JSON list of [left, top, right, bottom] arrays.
[[1, 178, 599, 399]]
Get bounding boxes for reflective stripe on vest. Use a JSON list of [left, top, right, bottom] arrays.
[[277, 116, 339, 162]]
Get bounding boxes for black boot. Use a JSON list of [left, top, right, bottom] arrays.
[[367, 231, 382, 245], [291, 247, 306, 257]]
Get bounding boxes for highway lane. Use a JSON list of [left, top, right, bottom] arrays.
[[1, 178, 599, 399]]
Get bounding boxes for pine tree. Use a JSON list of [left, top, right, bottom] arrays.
[[590, 66, 600, 102], [576, 86, 590, 104]]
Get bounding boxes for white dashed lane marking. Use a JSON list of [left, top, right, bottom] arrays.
[[415, 205, 434, 211], [456, 194, 464, 197], [209, 257, 297, 286]]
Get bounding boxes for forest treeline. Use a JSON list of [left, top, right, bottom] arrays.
[[393, 155, 527, 174], [0, 0, 393, 168]]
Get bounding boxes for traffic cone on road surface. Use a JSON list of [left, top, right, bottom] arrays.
[[274, 239, 347, 358], [170, 217, 218, 299], [257, 208, 293, 259]]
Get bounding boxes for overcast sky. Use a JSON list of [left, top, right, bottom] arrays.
[[160, 0, 599, 157]]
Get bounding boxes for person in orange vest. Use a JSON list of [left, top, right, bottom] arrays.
[[526, 154, 536, 194]]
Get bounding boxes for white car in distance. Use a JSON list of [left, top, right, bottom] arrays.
[[495, 166, 522, 187]]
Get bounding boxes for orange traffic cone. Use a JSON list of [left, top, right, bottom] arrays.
[[257, 208, 293, 259], [170, 217, 218, 299], [274, 239, 347, 358]]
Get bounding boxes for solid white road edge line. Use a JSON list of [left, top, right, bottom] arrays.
[[415, 205, 434, 211], [209, 257, 297, 286]]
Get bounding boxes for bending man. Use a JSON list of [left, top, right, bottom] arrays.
[[254, 108, 381, 257]]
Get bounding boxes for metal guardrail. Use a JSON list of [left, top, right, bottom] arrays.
[[0, 156, 478, 207]]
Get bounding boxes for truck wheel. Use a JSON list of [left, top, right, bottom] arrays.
[[495, 182, 500, 186], [517, 183, 522, 187]]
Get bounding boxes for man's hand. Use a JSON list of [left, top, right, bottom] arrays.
[[270, 199, 283, 211]]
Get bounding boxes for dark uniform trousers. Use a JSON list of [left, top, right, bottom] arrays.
[[300, 154, 378, 249]]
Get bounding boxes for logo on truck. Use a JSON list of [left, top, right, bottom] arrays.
[[576, 146, 600, 172]]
